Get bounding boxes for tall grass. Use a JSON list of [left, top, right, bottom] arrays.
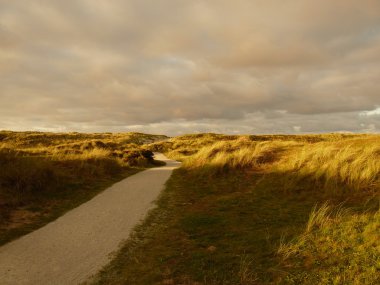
[[0, 131, 167, 150], [157, 134, 379, 284], [162, 134, 379, 194], [0, 131, 163, 233], [277, 140, 380, 192], [0, 148, 123, 205], [0, 150, 60, 197], [93, 133, 379, 284], [278, 204, 380, 284], [183, 140, 294, 172]]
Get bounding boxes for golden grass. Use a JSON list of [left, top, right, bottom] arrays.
[[0, 131, 166, 240], [156, 134, 379, 194], [1, 131, 379, 283], [89, 133, 380, 284], [277, 140, 380, 192], [50, 147, 112, 160], [278, 204, 380, 284], [146, 133, 380, 284], [182, 140, 293, 171], [0, 131, 164, 202]]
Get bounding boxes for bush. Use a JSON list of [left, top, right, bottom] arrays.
[[122, 150, 154, 167]]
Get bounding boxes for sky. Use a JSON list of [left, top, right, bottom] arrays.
[[0, 0, 379, 135]]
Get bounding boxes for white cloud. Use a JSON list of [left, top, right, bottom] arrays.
[[360, 107, 380, 116]]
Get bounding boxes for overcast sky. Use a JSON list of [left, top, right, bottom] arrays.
[[0, 0, 379, 135]]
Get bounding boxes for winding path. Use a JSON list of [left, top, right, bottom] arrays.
[[0, 153, 180, 285]]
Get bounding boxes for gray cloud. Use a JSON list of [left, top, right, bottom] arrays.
[[0, 0, 379, 135]]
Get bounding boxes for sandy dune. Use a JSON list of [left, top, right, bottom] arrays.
[[0, 153, 180, 285]]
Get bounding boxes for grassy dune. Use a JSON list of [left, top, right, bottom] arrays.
[[182, 135, 379, 193], [94, 133, 379, 285], [0, 131, 167, 244], [1, 131, 378, 283]]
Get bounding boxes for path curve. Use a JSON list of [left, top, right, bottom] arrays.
[[0, 153, 180, 285]]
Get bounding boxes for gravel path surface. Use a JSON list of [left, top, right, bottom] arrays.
[[0, 153, 180, 285]]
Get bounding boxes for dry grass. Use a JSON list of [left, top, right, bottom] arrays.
[[0, 131, 167, 244], [278, 204, 380, 284], [138, 133, 380, 284], [276, 140, 380, 193], [2, 131, 379, 284], [182, 140, 295, 172], [169, 134, 380, 282], [154, 133, 380, 194]]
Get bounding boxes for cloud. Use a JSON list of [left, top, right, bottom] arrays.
[[0, 0, 379, 135]]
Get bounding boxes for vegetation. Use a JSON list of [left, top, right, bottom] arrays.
[[93, 133, 379, 285], [0, 131, 167, 245], [1, 131, 378, 283]]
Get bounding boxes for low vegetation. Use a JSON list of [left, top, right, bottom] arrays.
[[1, 131, 378, 283], [0, 131, 167, 245], [93, 133, 379, 284], [278, 204, 379, 284]]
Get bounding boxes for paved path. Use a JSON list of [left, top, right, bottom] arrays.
[[0, 153, 180, 285]]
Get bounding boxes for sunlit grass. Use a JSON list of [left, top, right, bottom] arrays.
[[114, 133, 379, 284], [278, 204, 380, 284], [157, 134, 379, 194], [277, 141, 380, 192], [2, 131, 379, 283]]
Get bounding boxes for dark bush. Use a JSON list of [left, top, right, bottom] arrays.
[[122, 149, 154, 166]]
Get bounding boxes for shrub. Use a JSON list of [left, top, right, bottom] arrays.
[[122, 150, 154, 167]]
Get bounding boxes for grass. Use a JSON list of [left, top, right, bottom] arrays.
[[91, 133, 379, 284], [1, 131, 378, 283], [0, 131, 167, 245], [278, 204, 379, 284]]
